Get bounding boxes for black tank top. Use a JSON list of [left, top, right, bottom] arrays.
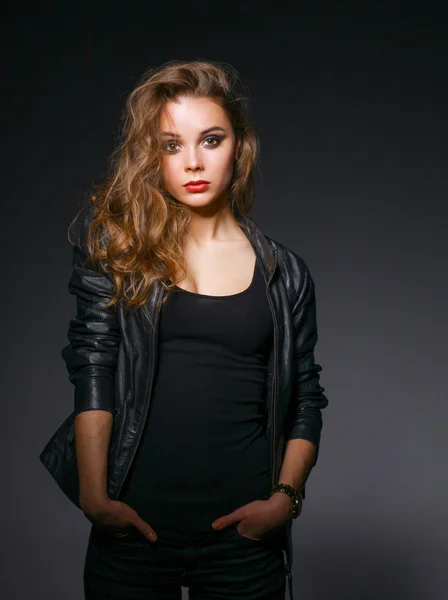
[[119, 258, 274, 546]]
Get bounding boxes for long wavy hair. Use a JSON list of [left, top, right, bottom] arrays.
[[68, 59, 259, 314]]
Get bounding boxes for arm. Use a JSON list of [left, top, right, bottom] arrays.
[[60, 238, 121, 506], [61, 244, 120, 416], [75, 410, 113, 508], [281, 262, 329, 495], [277, 439, 316, 498]]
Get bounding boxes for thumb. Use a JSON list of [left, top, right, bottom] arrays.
[[212, 501, 257, 530], [212, 509, 241, 530], [134, 515, 158, 543]]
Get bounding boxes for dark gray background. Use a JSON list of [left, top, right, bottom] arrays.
[[2, 2, 447, 599]]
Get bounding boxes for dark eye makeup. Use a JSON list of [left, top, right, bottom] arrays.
[[162, 135, 224, 153]]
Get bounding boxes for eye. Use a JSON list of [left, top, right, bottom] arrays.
[[163, 140, 180, 153], [203, 135, 222, 148]]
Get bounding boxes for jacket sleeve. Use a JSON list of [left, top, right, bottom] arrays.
[[285, 262, 328, 466], [60, 242, 121, 416]]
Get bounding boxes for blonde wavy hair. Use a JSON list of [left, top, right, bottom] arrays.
[[68, 59, 260, 313]]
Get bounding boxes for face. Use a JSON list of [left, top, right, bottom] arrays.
[[159, 96, 239, 210]]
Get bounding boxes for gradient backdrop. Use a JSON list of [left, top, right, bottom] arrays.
[[2, 2, 447, 599]]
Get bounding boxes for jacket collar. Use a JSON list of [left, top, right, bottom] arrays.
[[237, 213, 277, 277]]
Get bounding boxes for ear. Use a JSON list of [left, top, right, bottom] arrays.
[[234, 138, 241, 159]]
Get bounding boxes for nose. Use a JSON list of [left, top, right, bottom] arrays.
[[184, 147, 204, 172]]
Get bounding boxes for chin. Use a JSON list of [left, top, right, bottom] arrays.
[[180, 193, 219, 206]]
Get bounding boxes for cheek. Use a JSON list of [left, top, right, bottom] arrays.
[[162, 158, 181, 185], [211, 152, 234, 179]]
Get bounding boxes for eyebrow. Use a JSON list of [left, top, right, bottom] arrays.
[[161, 126, 227, 137]]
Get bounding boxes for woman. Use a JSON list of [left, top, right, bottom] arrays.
[[42, 59, 328, 600]]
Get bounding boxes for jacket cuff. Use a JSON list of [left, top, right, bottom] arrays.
[[74, 376, 115, 416], [286, 424, 321, 467]]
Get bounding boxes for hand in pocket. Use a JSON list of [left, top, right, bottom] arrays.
[[81, 498, 158, 542]]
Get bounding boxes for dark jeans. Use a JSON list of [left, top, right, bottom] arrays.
[[84, 523, 289, 599]]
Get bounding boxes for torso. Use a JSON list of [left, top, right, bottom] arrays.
[[172, 234, 257, 297]]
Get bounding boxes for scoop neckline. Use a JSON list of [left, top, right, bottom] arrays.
[[174, 259, 258, 299]]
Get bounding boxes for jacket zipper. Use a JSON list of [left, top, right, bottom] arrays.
[[265, 252, 294, 600], [114, 286, 163, 499], [264, 255, 278, 491], [284, 561, 294, 599]]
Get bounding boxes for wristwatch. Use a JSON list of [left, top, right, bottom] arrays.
[[271, 483, 302, 518]]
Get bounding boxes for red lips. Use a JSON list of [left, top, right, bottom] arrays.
[[183, 180, 211, 193], [183, 180, 210, 186]]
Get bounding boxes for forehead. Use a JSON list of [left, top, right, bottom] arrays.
[[160, 96, 230, 132]]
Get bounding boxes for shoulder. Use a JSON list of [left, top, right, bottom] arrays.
[[264, 234, 315, 306], [68, 202, 114, 280]]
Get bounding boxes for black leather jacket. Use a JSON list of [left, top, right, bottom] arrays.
[[40, 210, 328, 588]]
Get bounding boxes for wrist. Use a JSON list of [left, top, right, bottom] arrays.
[[271, 483, 302, 518], [79, 494, 110, 514], [269, 491, 295, 517]]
